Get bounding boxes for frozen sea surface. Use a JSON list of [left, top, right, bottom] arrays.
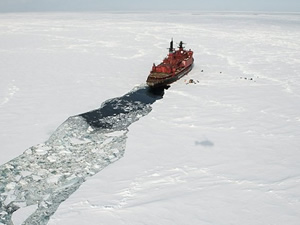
[[0, 12, 300, 225]]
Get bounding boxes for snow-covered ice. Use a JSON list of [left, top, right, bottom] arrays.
[[0, 12, 300, 225]]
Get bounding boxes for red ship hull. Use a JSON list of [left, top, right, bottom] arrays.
[[146, 62, 194, 87], [146, 40, 194, 88]]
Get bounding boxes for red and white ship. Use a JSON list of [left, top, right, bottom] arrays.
[[146, 39, 194, 88]]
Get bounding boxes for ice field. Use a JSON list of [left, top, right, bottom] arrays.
[[0, 12, 300, 225]]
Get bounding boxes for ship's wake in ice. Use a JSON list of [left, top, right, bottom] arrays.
[[0, 85, 164, 225]]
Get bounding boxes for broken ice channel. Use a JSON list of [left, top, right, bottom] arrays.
[[0, 85, 165, 225]]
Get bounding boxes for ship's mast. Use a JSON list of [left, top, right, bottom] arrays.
[[168, 38, 174, 53], [178, 41, 185, 49]]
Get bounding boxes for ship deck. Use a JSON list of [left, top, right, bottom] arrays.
[[148, 72, 172, 79]]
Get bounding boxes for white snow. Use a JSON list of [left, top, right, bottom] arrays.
[[0, 12, 300, 225]]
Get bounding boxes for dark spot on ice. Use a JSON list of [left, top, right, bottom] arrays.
[[195, 140, 214, 147]]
